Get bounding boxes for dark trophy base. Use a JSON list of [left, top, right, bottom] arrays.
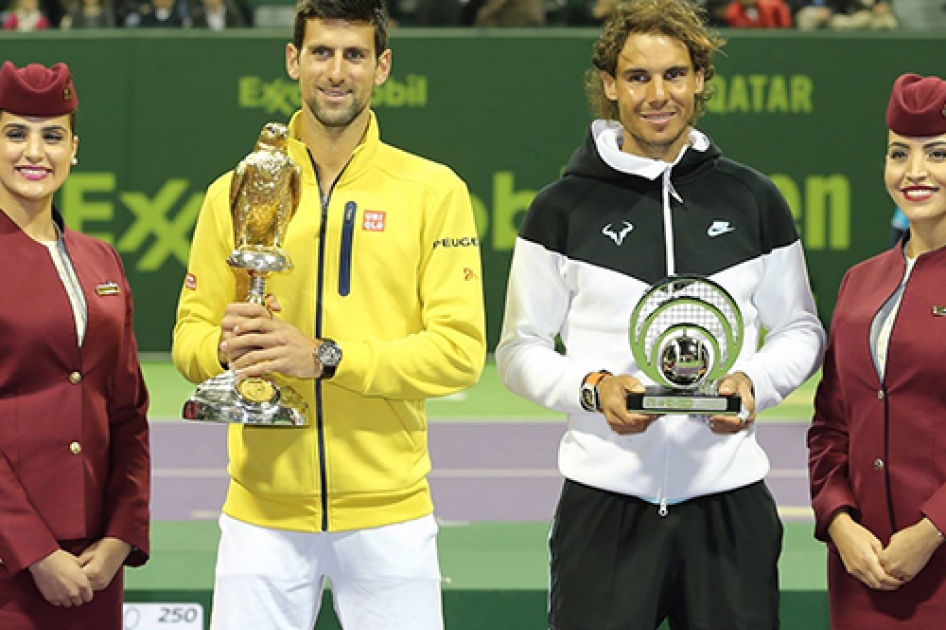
[[182, 370, 308, 426], [626, 387, 741, 415]]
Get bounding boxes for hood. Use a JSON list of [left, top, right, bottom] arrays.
[[564, 120, 723, 278], [564, 119, 721, 187]]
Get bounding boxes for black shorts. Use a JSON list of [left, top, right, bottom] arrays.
[[549, 479, 782, 630]]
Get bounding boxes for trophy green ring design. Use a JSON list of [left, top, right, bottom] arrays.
[[627, 275, 745, 415]]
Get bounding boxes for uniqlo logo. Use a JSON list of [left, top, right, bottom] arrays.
[[363, 211, 386, 231]]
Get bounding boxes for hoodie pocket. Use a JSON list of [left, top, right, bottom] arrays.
[[338, 201, 357, 296]]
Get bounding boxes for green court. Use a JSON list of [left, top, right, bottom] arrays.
[[129, 361, 830, 629]]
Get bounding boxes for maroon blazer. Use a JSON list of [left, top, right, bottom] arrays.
[[809, 242, 946, 629], [0, 210, 150, 577]]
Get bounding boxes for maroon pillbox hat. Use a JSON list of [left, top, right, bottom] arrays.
[[0, 61, 79, 117], [885, 73, 946, 137]]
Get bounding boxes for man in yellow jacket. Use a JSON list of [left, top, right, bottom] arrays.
[[172, 1, 486, 628]]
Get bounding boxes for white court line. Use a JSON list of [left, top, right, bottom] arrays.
[[155, 467, 809, 479], [186, 507, 814, 520], [778, 506, 814, 518], [154, 468, 227, 477]]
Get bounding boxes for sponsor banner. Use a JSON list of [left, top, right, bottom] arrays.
[[0, 33, 940, 352]]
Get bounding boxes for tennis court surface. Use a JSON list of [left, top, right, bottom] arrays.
[[129, 361, 829, 630]]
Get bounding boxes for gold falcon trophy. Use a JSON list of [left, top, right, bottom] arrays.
[[182, 122, 309, 426]]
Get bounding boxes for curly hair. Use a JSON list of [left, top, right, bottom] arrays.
[[585, 0, 725, 123], [292, 0, 389, 57]]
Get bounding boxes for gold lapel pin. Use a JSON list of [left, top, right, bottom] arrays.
[[95, 282, 120, 296], [933, 306, 946, 316]]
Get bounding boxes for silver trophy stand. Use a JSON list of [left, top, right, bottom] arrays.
[[182, 247, 308, 427]]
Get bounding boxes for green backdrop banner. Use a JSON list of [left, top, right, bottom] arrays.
[[2, 31, 941, 352]]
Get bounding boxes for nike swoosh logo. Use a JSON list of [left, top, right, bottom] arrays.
[[707, 222, 735, 237]]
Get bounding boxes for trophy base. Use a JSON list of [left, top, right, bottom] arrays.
[[182, 370, 308, 426], [626, 387, 741, 415]]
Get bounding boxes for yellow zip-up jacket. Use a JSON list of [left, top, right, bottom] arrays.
[[173, 111, 486, 532]]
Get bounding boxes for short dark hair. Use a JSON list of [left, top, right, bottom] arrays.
[[292, 0, 389, 57], [586, 0, 724, 123]]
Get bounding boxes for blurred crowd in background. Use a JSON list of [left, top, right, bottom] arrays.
[[1, 0, 941, 39]]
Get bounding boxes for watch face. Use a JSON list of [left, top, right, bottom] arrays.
[[318, 342, 342, 367], [581, 386, 596, 411]]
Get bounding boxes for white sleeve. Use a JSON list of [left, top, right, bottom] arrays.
[[495, 238, 596, 414], [738, 240, 826, 412]]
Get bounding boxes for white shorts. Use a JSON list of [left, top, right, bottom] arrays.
[[210, 513, 443, 630]]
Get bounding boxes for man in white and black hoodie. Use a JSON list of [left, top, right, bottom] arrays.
[[496, 1, 825, 628]]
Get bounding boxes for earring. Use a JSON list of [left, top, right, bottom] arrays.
[[71, 156, 78, 166]]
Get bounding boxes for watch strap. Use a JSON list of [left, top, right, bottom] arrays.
[[315, 338, 339, 379], [580, 370, 611, 412]]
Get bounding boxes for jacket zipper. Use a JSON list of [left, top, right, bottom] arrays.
[[309, 149, 353, 532], [338, 201, 357, 296], [656, 165, 682, 517], [657, 420, 672, 517]]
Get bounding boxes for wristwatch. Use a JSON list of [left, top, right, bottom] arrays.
[[579, 371, 611, 412], [315, 338, 342, 379]]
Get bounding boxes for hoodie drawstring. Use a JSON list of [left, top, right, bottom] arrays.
[[661, 168, 680, 277]]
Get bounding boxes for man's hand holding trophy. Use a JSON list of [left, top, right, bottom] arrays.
[[624, 275, 753, 433]]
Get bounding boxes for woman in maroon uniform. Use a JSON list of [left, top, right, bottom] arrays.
[[0, 61, 150, 630], [809, 73, 946, 629]]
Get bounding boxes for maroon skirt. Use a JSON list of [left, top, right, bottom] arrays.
[[827, 545, 946, 630], [0, 559, 124, 630]]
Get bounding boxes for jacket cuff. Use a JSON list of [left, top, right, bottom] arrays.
[[813, 493, 858, 542], [921, 484, 946, 536], [2, 537, 59, 576], [733, 363, 773, 413], [331, 339, 367, 393], [199, 332, 227, 380]]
